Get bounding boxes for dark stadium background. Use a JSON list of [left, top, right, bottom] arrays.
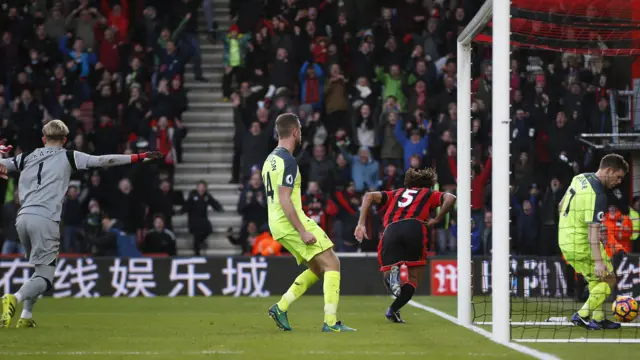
[[0, 0, 639, 260]]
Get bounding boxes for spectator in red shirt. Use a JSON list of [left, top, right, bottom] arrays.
[[149, 116, 177, 178], [302, 181, 338, 234], [311, 37, 329, 65], [471, 148, 492, 236], [96, 27, 121, 73], [101, 0, 130, 38]]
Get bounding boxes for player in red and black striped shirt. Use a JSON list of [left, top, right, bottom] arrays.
[[354, 168, 456, 323]]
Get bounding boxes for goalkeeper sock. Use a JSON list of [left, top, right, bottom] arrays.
[[323, 271, 341, 326], [21, 297, 38, 319], [578, 282, 610, 321], [390, 283, 416, 312], [277, 269, 319, 312]]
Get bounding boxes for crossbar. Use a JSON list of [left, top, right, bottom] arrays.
[[457, 0, 493, 45]]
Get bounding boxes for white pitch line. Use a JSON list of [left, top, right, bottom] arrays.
[[302, 350, 428, 356], [0, 349, 508, 357], [0, 350, 244, 356], [475, 321, 640, 327], [515, 338, 640, 344], [300, 350, 506, 357], [408, 300, 561, 360]]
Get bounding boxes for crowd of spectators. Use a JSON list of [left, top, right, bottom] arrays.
[[229, 0, 640, 257], [1, 0, 638, 257], [0, 0, 209, 256]]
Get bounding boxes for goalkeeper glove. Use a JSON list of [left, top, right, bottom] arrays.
[[131, 151, 164, 163]]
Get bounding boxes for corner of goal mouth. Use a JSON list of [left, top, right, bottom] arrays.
[[407, 300, 562, 360]]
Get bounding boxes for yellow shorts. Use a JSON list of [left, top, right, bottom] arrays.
[[276, 221, 334, 265], [561, 243, 613, 283]]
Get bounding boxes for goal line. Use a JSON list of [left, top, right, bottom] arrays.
[[475, 321, 640, 327], [515, 339, 640, 344]]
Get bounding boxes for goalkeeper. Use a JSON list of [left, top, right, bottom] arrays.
[[559, 154, 628, 330]]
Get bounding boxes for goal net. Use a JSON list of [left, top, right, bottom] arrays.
[[456, 0, 640, 344]]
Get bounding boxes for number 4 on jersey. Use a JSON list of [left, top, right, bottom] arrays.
[[264, 172, 274, 202]]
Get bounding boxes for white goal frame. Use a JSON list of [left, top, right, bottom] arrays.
[[456, 0, 640, 344], [457, 0, 509, 342]]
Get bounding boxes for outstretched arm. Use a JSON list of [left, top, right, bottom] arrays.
[[59, 35, 72, 55], [394, 117, 408, 146], [0, 157, 18, 177], [71, 150, 163, 170], [358, 192, 384, 224], [427, 193, 457, 227], [0, 144, 17, 177], [354, 191, 388, 241], [207, 194, 224, 212]]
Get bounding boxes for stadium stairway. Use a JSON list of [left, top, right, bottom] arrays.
[[172, 0, 242, 255]]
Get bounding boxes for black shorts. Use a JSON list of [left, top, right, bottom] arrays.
[[377, 219, 428, 272]]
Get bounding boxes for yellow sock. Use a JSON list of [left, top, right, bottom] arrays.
[[578, 281, 610, 321], [323, 271, 340, 326], [277, 269, 319, 312]]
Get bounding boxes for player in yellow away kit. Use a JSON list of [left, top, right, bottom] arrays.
[[263, 113, 355, 332], [559, 154, 628, 330]]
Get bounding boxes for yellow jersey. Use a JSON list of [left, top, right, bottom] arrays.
[[558, 172, 607, 256], [262, 146, 307, 239]]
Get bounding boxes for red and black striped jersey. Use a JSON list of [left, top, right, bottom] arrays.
[[379, 188, 444, 228]]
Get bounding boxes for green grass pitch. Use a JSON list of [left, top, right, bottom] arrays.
[[0, 296, 638, 359]]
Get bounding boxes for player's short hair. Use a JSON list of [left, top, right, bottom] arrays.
[[275, 113, 300, 138], [42, 119, 69, 141], [404, 167, 437, 188], [599, 153, 629, 173]]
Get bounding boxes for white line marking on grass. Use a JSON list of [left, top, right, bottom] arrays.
[[54, 311, 368, 317], [408, 300, 561, 360], [515, 338, 640, 344], [476, 321, 640, 327], [0, 350, 244, 356], [302, 350, 428, 356]]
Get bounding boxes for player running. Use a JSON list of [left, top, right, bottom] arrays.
[[0, 120, 162, 328], [559, 154, 628, 330], [264, 113, 355, 332], [354, 168, 456, 323]]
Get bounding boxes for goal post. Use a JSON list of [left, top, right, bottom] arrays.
[[456, 0, 640, 345], [490, 0, 512, 344], [455, 39, 472, 328], [455, 0, 502, 335]]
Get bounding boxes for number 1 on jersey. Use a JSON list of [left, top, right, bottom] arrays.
[[264, 172, 274, 202], [37, 163, 44, 186]]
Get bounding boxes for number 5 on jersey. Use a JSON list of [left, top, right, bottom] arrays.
[[398, 189, 418, 208]]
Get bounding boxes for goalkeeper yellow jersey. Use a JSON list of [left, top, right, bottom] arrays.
[[261, 146, 307, 239], [558, 173, 607, 256]]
